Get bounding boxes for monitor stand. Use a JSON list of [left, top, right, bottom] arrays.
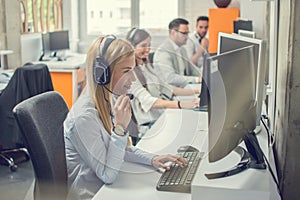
[[38, 51, 45, 61], [254, 125, 262, 134], [51, 51, 57, 57], [38, 51, 51, 61], [205, 131, 266, 179], [193, 105, 208, 112]]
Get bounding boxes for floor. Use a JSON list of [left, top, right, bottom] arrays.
[[0, 160, 34, 200]]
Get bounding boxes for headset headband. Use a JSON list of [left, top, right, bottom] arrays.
[[99, 35, 117, 57]]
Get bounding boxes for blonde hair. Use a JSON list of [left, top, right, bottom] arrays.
[[85, 36, 134, 134]]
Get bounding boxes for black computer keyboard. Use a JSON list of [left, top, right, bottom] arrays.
[[156, 146, 204, 193]]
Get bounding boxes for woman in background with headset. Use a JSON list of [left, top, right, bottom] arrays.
[[63, 36, 187, 200], [126, 28, 200, 140]]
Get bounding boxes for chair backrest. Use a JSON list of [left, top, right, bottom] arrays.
[[13, 91, 68, 200], [149, 51, 155, 64], [0, 63, 53, 149]]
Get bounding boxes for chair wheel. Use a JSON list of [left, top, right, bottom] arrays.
[[10, 164, 18, 172]]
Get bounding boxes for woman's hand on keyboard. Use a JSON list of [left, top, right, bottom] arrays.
[[151, 154, 187, 170]]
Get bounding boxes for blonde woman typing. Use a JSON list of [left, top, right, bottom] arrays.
[[63, 36, 187, 200], [126, 28, 200, 141]]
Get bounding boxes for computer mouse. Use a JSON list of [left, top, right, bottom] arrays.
[[177, 145, 199, 153]]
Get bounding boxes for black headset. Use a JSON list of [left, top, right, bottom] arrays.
[[93, 35, 117, 85], [128, 28, 137, 40]]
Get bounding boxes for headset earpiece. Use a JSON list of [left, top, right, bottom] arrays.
[[93, 35, 116, 85], [128, 27, 138, 41], [93, 55, 111, 85]]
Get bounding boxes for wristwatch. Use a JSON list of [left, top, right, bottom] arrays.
[[113, 124, 127, 136]]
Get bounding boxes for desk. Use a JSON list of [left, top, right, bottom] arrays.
[[34, 54, 86, 108], [92, 109, 271, 200], [192, 127, 270, 200], [0, 69, 14, 93], [0, 50, 13, 70], [93, 109, 204, 200]]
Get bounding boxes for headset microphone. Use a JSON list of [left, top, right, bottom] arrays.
[[103, 85, 134, 100], [126, 93, 134, 100], [142, 57, 147, 63]]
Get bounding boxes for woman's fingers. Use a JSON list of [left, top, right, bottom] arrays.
[[114, 95, 125, 109], [119, 95, 130, 110], [169, 155, 187, 167], [153, 154, 187, 170], [115, 95, 130, 111], [113, 95, 132, 128]]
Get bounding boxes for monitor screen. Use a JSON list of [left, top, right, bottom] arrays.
[[207, 46, 257, 162], [233, 19, 253, 34], [217, 32, 266, 129], [42, 30, 70, 53]]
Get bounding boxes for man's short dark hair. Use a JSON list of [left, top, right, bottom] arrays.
[[196, 16, 209, 23], [168, 18, 189, 31]]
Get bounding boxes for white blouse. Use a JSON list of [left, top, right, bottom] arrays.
[[64, 89, 156, 200], [130, 64, 174, 136]]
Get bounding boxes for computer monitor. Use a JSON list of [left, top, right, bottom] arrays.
[[233, 19, 253, 34], [193, 53, 210, 112], [238, 29, 256, 38], [40, 30, 70, 61], [205, 46, 266, 179], [217, 32, 266, 133]]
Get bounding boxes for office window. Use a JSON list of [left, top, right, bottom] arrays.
[[20, 0, 62, 33], [120, 7, 130, 19], [140, 0, 178, 35], [87, 0, 131, 35], [86, 0, 178, 36]]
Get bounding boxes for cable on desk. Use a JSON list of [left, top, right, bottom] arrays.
[[260, 115, 282, 199], [261, 114, 275, 147]]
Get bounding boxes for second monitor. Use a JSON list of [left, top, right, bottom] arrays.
[[40, 30, 70, 61]]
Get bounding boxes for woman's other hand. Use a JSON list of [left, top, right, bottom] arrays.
[[113, 95, 132, 129]]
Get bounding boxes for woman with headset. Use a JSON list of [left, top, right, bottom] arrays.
[[63, 36, 187, 200], [126, 28, 200, 140]]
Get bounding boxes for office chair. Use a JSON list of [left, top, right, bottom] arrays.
[[13, 91, 69, 200], [149, 52, 155, 64], [0, 63, 53, 171]]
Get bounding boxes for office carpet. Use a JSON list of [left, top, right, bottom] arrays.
[[0, 161, 34, 200]]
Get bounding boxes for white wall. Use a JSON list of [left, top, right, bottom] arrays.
[[240, 0, 267, 39]]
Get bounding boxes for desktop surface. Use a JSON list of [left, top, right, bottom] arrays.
[[192, 129, 270, 200], [92, 109, 206, 200], [92, 109, 270, 200]]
